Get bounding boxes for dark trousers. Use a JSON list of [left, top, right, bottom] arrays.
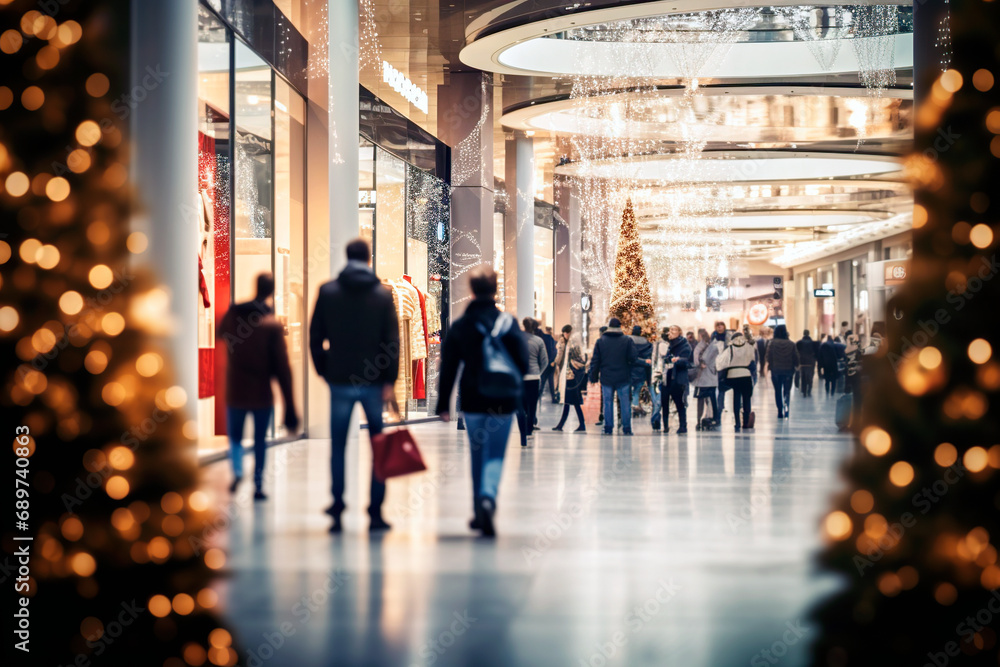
[[800, 364, 815, 395], [328, 384, 385, 516], [227, 406, 271, 489], [539, 366, 556, 401], [695, 388, 719, 423], [555, 403, 585, 429], [823, 371, 839, 395], [772, 372, 793, 417], [517, 379, 540, 445], [729, 376, 753, 427], [664, 383, 688, 431], [718, 381, 730, 414]]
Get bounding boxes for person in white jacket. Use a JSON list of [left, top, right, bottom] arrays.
[[716, 331, 756, 431]]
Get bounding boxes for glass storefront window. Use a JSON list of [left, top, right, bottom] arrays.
[[534, 227, 554, 327]]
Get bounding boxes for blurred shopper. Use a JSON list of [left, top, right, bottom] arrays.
[[538, 325, 559, 403], [219, 273, 299, 500], [517, 317, 548, 447], [712, 321, 731, 417], [844, 332, 864, 424], [310, 239, 397, 533], [755, 326, 772, 387], [589, 318, 638, 435], [685, 330, 697, 349], [691, 328, 720, 426], [796, 330, 819, 396], [834, 335, 848, 393], [839, 321, 850, 338], [552, 325, 587, 432], [628, 325, 653, 417], [716, 332, 756, 431], [818, 334, 840, 396], [436, 269, 528, 537], [592, 325, 609, 427], [653, 325, 693, 434], [764, 324, 799, 419]]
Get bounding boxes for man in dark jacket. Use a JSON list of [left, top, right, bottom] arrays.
[[538, 326, 558, 403], [219, 273, 299, 500], [817, 335, 840, 396], [795, 330, 819, 396], [763, 324, 799, 419], [436, 269, 529, 536], [657, 325, 693, 434], [628, 325, 653, 416], [589, 318, 638, 435], [310, 238, 399, 533]]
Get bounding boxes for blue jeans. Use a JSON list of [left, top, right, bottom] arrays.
[[227, 407, 272, 489], [328, 384, 386, 515], [650, 384, 662, 429], [464, 413, 514, 510], [772, 372, 793, 416], [630, 378, 645, 410], [601, 384, 632, 434]]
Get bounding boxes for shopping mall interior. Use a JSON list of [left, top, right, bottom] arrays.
[[3, 0, 1000, 666]]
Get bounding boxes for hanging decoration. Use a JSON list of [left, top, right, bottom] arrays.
[[774, 6, 851, 72], [851, 4, 900, 99]]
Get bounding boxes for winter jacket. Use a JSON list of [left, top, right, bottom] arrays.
[[219, 299, 296, 423], [435, 297, 530, 415], [692, 340, 720, 388], [765, 338, 800, 374], [796, 336, 819, 366], [653, 336, 693, 388], [628, 334, 653, 384], [525, 334, 549, 380], [538, 332, 557, 367], [309, 261, 400, 387], [716, 338, 756, 379], [817, 340, 840, 375], [588, 328, 638, 387]]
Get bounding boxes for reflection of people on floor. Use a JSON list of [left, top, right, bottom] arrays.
[[218, 273, 299, 500]]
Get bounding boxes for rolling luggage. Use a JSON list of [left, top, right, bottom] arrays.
[[835, 393, 852, 431]]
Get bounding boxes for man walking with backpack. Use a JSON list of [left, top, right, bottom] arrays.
[[589, 318, 638, 435], [436, 269, 529, 537]]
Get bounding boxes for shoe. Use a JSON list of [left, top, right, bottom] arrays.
[[552, 426, 564, 432], [253, 489, 268, 501], [229, 477, 242, 493], [652, 427, 662, 432], [602, 431, 613, 436], [595, 420, 604, 426], [734, 424, 741, 432], [457, 419, 466, 431], [574, 425, 587, 432], [469, 517, 482, 530], [676, 427, 687, 435], [622, 430, 633, 436], [369, 516, 392, 532], [478, 497, 496, 537]]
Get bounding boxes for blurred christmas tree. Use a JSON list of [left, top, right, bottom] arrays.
[[0, 1, 235, 665], [609, 199, 657, 339], [812, 1, 1000, 665]]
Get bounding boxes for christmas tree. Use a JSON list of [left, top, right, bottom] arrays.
[[812, 2, 1000, 665], [1, 1, 235, 665], [609, 199, 657, 339]]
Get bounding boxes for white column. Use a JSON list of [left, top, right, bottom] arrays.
[[509, 134, 535, 319], [129, 0, 198, 420], [328, 0, 360, 276]]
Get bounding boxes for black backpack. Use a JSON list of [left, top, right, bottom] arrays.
[[476, 313, 522, 399]]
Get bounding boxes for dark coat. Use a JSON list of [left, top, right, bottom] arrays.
[[309, 261, 400, 387], [818, 339, 840, 375], [435, 297, 530, 415], [538, 332, 557, 367], [218, 300, 296, 424], [765, 338, 800, 373], [663, 336, 693, 388], [629, 334, 653, 383], [796, 336, 819, 365], [588, 329, 638, 387]]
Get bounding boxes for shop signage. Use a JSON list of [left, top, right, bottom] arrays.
[[382, 61, 428, 113], [813, 288, 835, 297], [884, 261, 908, 286], [748, 303, 769, 326]]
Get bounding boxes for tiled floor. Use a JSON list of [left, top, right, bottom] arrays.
[[201, 380, 853, 667]]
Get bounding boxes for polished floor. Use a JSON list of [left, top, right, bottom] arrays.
[[201, 380, 853, 667]]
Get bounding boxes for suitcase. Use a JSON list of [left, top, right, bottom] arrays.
[[835, 393, 852, 431]]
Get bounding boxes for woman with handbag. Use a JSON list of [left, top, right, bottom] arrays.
[[692, 328, 720, 427], [436, 269, 529, 537], [552, 325, 587, 432]]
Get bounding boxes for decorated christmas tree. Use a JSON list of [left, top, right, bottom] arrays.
[[1, 1, 235, 665], [608, 198, 657, 339], [812, 2, 1000, 665]]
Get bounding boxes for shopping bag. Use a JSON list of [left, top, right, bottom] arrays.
[[371, 428, 427, 482]]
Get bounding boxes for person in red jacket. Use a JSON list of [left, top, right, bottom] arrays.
[[218, 273, 299, 500]]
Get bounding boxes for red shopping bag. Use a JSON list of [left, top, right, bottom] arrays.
[[371, 428, 427, 482]]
